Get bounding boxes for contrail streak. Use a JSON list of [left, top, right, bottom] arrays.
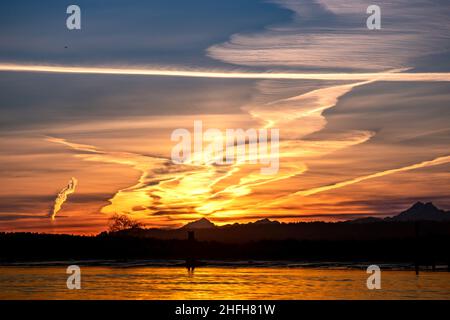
[[259, 155, 450, 208], [296, 155, 450, 197], [49, 177, 78, 220], [1, 63, 450, 81]]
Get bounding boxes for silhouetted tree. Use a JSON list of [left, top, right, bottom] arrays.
[[108, 214, 143, 232]]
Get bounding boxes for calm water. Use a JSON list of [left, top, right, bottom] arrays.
[[1, 266, 449, 300]]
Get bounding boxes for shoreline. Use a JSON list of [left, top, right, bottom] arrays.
[[1, 259, 449, 271]]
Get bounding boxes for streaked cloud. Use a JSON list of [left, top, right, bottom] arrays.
[[208, 0, 450, 71], [43, 76, 380, 225]]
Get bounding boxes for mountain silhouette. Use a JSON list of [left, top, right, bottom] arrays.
[[347, 216, 383, 224], [181, 202, 450, 229], [350, 201, 450, 223], [253, 218, 280, 225], [104, 201, 450, 243], [387, 201, 450, 222], [2, 201, 450, 263], [181, 217, 216, 229], [180, 217, 280, 230]]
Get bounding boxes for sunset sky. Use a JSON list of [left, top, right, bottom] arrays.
[[1, 0, 449, 234]]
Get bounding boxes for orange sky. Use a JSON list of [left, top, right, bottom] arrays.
[[1, 0, 450, 234], [0, 76, 449, 234]]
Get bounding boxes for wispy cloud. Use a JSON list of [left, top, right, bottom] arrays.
[[208, 0, 450, 70], [45, 75, 382, 224]]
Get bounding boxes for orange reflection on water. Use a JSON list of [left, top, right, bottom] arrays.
[[1, 267, 450, 300]]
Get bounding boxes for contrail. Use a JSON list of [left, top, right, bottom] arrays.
[[49, 177, 78, 220], [295, 155, 450, 198], [259, 155, 450, 208], [1, 63, 450, 81]]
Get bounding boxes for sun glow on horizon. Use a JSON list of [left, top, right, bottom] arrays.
[[40, 74, 450, 229]]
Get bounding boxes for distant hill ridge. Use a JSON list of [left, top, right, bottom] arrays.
[[181, 201, 450, 228], [111, 202, 450, 243], [181, 218, 216, 229], [388, 201, 449, 221], [351, 201, 450, 224], [181, 217, 282, 230]]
